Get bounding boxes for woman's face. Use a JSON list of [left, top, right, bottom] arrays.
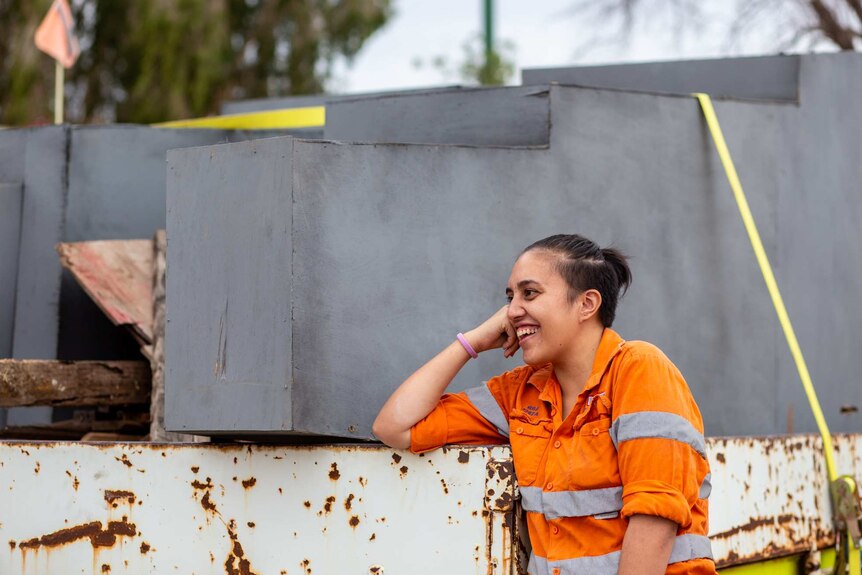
[[506, 250, 583, 366]]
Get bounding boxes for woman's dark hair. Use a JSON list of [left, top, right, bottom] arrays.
[[523, 234, 632, 327]]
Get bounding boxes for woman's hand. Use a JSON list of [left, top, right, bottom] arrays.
[[464, 305, 520, 358], [373, 306, 520, 449]]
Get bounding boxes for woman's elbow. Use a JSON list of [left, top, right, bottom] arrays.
[[372, 416, 411, 449]]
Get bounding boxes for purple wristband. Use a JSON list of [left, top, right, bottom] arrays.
[[456, 333, 479, 359]]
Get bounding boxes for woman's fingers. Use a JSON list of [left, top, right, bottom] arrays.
[[502, 321, 520, 358]]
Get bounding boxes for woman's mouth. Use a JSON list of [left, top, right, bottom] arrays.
[[516, 326, 539, 343]]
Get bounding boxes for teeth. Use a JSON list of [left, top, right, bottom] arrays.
[[517, 327, 538, 338]]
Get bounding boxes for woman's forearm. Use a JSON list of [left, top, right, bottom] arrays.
[[372, 338, 473, 448], [373, 306, 518, 449], [618, 514, 677, 575]]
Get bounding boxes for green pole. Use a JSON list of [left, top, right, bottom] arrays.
[[484, 0, 494, 59]]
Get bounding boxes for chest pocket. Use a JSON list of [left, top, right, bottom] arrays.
[[509, 411, 552, 486], [570, 393, 620, 489]]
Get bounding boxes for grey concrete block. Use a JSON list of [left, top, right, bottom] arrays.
[[523, 54, 800, 102]]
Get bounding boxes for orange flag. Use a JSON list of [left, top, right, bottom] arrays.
[[34, 0, 80, 68]]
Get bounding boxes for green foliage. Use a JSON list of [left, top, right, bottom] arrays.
[[459, 35, 516, 86], [0, 0, 392, 125], [414, 34, 516, 87]]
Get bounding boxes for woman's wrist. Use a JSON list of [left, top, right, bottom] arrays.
[[462, 329, 484, 355], [456, 332, 479, 358]]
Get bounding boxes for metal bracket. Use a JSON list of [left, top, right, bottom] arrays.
[[829, 476, 862, 575], [831, 476, 862, 545]]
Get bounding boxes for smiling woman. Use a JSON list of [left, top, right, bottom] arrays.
[[373, 234, 717, 575]]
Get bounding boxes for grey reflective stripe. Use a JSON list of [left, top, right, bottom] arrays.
[[610, 411, 707, 458], [520, 478, 711, 517], [529, 534, 713, 574], [520, 485, 623, 519], [527, 551, 546, 575], [699, 473, 712, 499], [463, 384, 509, 437], [669, 533, 714, 563]]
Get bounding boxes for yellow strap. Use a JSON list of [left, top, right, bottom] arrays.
[[694, 93, 860, 573], [152, 106, 325, 130]]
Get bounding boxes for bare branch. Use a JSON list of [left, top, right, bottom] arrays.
[[808, 0, 856, 49], [845, 0, 862, 27]]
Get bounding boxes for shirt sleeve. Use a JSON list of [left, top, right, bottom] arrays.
[[410, 368, 526, 454], [609, 346, 710, 529]]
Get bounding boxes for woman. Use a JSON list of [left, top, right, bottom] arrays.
[[373, 234, 716, 575]]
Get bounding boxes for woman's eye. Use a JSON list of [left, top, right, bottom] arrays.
[[524, 289, 537, 298], [506, 295, 513, 303]]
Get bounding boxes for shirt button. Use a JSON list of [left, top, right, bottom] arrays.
[[592, 428, 600, 436], [553, 440, 561, 448], [552, 525, 560, 534], [546, 482, 553, 490], [552, 568, 561, 575], [516, 427, 524, 435]]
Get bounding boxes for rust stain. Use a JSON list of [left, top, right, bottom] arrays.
[[344, 494, 355, 511], [201, 492, 217, 512], [8, 540, 16, 550], [104, 490, 136, 506], [391, 453, 402, 464], [33, 462, 40, 474], [358, 476, 367, 487], [349, 516, 360, 528], [840, 405, 859, 414], [241, 477, 257, 489], [457, 451, 470, 464], [101, 564, 111, 573], [329, 463, 340, 481], [711, 514, 797, 540], [300, 558, 311, 575], [399, 465, 408, 477], [715, 452, 725, 463], [224, 519, 258, 575], [191, 466, 200, 474], [191, 478, 214, 490], [247, 521, 256, 528], [18, 519, 137, 550], [114, 454, 133, 468], [140, 542, 151, 554], [320, 496, 336, 515], [369, 533, 376, 541], [303, 501, 312, 508]]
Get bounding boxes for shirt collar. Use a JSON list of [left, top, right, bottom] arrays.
[[526, 328, 626, 393], [584, 327, 626, 391]]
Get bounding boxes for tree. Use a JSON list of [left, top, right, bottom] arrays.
[[0, 0, 392, 125], [566, 0, 862, 56]]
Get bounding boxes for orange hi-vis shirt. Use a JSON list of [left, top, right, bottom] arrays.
[[411, 328, 717, 575]]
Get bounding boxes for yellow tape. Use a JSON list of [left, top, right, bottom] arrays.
[[152, 106, 325, 130], [695, 92, 859, 574]]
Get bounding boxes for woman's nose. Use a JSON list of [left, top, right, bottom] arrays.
[[507, 300, 524, 321]]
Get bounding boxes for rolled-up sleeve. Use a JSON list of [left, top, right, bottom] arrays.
[[610, 348, 710, 529], [410, 387, 509, 453]]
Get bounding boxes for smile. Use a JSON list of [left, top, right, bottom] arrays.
[[516, 326, 539, 341]]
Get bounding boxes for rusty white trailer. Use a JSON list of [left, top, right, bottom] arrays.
[[0, 434, 859, 575]]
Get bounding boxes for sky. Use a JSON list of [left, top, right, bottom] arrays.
[[332, 0, 789, 94]]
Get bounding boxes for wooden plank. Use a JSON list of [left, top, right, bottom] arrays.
[[0, 360, 151, 407], [56, 240, 154, 344]]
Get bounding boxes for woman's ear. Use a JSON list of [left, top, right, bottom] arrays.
[[578, 289, 602, 323]]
